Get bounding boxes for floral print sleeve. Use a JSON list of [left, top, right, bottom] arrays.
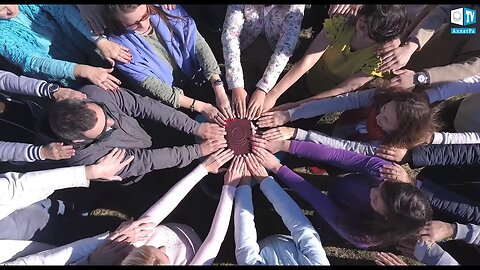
[[256, 5, 305, 92], [222, 5, 246, 90]]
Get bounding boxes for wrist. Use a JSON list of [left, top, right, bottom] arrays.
[[85, 165, 97, 180], [39, 145, 47, 160], [270, 163, 282, 174], [450, 223, 457, 239], [195, 100, 206, 113], [405, 37, 420, 52], [74, 64, 88, 78]]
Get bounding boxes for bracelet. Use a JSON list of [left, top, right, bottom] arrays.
[[211, 79, 223, 87], [190, 99, 196, 112]]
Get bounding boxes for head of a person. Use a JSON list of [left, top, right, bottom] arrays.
[[0, 5, 19, 19], [48, 99, 115, 143], [121, 245, 169, 265], [105, 4, 184, 36], [365, 180, 432, 246], [355, 5, 407, 43], [373, 90, 437, 148]]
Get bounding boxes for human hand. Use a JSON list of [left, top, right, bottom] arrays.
[[201, 148, 234, 173], [215, 89, 235, 119], [374, 252, 407, 266], [247, 89, 266, 120], [77, 4, 106, 35], [76, 64, 121, 91], [375, 145, 410, 163], [379, 163, 414, 185], [85, 148, 134, 181], [389, 69, 416, 91], [250, 134, 288, 154], [252, 146, 282, 173], [261, 127, 297, 141], [420, 220, 456, 243], [111, 216, 156, 245], [223, 155, 246, 187], [96, 38, 133, 65], [162, 4, 176, 11], [232, 87, 248, 119], [39, 142, 75, 160], [198, 101, 227, 126], [378, 41, 417, 73], [244, 153, 269, 182], [257, 111, 291, 128], [196, 123, 227, 140], [200, 138, 228, 156], [328, 4, 361, 18], [239, 165, 253, 186], [52, 88, 87, 101]]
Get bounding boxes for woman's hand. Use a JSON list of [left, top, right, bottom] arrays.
[[247, 89, 266, 120], [261, 127, 297, 141], [257, 111, 291, 128], [244, 153, 269, 182], [378, 41, 417, 73], [262, 92, 278, 113], [374, 252, 407, 266], [96, 39, 133, 65], [85, 148, 134, 181], [420, 220, 456, 243], [379, 163, 414, 185], [198, 101, 227, 126], [250, 134, 288, 154], [375, 145, 410, 163], [74, 64, 121, 92], [224, 155, 246, 187], [389, 69, 416, 91], [39, 142, 75, 160], [214, 88, 234, 119], [252, 146, 282, 173], [232, 87, 248, 119], [52, 88, 87, 101], [199, 138, 228, 156], [196, 123, 227, 140], [201, 148, 234, 173]]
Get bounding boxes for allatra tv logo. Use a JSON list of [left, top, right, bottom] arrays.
[[450, 7, 476, 35]]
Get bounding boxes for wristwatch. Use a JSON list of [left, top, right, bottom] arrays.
[[48, 83, 60, 97], [413, 71, 430, 86]]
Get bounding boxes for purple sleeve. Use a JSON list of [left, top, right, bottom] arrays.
[[289, 140, 390, 182], [276, 165, 372, 249]]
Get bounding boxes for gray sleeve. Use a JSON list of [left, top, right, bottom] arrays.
[[140, 76, 184, 108], [0, 141, 42, 162], [414, 240, 459, 265], [81, 85, 199, 135], [288, 88, 376, 121], [195, 31, 221, 80], [295, 129, 379, 156], [455, 223, 480, 246], [0, 70, 52, 98]]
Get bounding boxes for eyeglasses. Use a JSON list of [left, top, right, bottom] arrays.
[[125, 6, 151, 31]]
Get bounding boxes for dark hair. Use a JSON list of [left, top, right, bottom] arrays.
[[105, 4, 187, 39], [356, 5, 407, 43], [48, 99, 98, 141], [373, 90, 438, 148], [347, 181, 433, 247]]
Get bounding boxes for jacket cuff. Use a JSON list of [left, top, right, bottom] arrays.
[[295, 128, 308, 140], [30, 145, 44, 161], [454, 223, 469, 241], [431, 132, 443, 144]]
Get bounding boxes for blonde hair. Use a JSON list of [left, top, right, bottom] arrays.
[[121, 246, 165, 265]]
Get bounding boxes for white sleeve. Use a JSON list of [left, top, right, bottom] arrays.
[[0, 166, 89, 220], [431, 132, 480, 144], [190, 185, 236, 265], [260, 177, 330, 265], [414, 240, 459, 265], [3, 232, 109, 265], [0, 70, 52, 98], [0, 240, 55, 263], [426, 74, 480, 104], [140, 164, 208, 226]]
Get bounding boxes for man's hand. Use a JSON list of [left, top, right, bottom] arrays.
[[85, 148, 134, 181], [389, 69, 416, 91], [261, 127, 297, 141], [40, 142, 75, 160], [379, 163, 414, 185], [196, 123, 226, 140], [224, 156, 245, 187], [376, 145, 410, 163], [201, 148, 234, 173], [96, 38, 133, 65], [257, 111, 291, 128], [77, 5, 106, 35], [374, 252, 407, 266], [252, 146, 282, 173], [199, 138, 228, 156], [378, 41, 417, 73], [244, 153, 269, 182], [250, 135, 288, 154], [420, 220, 456, 243], [232, 87, 248, 119], [53, 88, 86, 101], [247, 89, 266, 120], [198, 102, 227, 126]]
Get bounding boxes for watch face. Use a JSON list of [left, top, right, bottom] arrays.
[[49, 84, 59, 92], [417, 74, 427, 84]]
